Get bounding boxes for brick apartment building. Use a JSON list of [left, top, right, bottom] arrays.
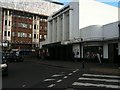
[[0, 0, 63, 53]]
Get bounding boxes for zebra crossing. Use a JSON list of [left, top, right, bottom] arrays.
[[33, 69, 80, 88], [72, 73, 120, 89], [46, 69, 79, 88]]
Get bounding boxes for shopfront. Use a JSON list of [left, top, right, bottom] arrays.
[[83, 46, 103, 62]]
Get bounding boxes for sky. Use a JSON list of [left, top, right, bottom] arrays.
[[56, 0, 71, 5], [56, 0, 120, 7], [96, 0, 120, 7]]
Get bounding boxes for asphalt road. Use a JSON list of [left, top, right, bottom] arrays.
[[2, 60, 80, 89], [2, 59, 120, 89]]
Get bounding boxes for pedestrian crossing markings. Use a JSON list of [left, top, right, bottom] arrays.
[[72, 73, 120, 89]]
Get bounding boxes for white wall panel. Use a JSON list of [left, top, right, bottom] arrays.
[[81, 25, 103, 41], [103, 22, 119, 39], [103, 43, 108, 59]]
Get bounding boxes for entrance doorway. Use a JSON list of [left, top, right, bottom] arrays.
[[108, 43, 118, 63]]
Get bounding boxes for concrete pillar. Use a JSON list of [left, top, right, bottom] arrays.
[[57, 17, 60, 42], [69, 9, 73, 40], [54, 19, 57, 42], [103, 43, 108, 59], [48, 21, 52, 43], [66, 13, 69, 40], [59, 16, 62, 41], [62, 13, 66, 41], [52, 19, 55, 43]]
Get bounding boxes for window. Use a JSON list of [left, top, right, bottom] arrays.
[[9, 11, 12, 16], [40, 26, 42, 30], [44, 35, 47, 39], [29, 25, 32, 29], [8, 31, 10, 36], [34, 24, 36, 29], [37, 25, 38, 30], [34, 16, 36, 19], [29, 34, 32, 38], [12, 32, 15, 36], [34, 34, 36, 39], [5, 20, 7, 25], [45, 26, 47, 30], [45, 19, 47, 22], [4, 31, 7, 36], [40, 18, 42, 21], [18, 32, 21, 37], [12, 22, 16, 27], [37, 34, 38, 39], [18, 32, 27, 37], [23, 33, 27, 37], [9, 21, 10, 26], [40, 35, 42, 39], [18, 23, 28, 28]]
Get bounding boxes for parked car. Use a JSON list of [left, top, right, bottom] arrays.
[[0, 52, 8, 76], [6, 53, 24, 62]]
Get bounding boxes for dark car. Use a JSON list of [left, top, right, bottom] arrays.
[[0, 53, 8, 76], [7, 53, 24, 62]]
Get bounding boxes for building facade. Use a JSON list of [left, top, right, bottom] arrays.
[[41, 2, 79, 60], [80, 22, 120, 63], [0, 0, 63, 52], [42, 0, 120, 63]]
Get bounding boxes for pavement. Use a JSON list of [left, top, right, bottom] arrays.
[[25, 57, 120, 75]]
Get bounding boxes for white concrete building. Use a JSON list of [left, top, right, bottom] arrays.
[[47, 1, 79, 44], [41, 0, 120, 63], [80, 21, 120, 63]]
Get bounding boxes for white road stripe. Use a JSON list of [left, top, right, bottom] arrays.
[[44, 79, 56, 82], [63, 76, 68, 79], [73, 69, 79, 73], [73, 70, 77, 73], [72, 82, 120, 89], [56, 79, 62, 83], [83, 74, 120, 78], [48, 84, 55, 88], [68, 73, 73, 76], [76, 69, 79, 71], [52, 74, 63, 77], [78, 77, 120, 83]]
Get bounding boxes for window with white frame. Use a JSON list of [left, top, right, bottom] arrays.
[[29, 34, 32, 38], [12, 32, 15, 36], [44, 35, 47, 39], [8, 31, 10, 36], [40, 35, 42, 39]]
